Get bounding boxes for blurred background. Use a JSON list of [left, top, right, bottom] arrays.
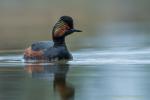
[[0, 0, 150, 51]]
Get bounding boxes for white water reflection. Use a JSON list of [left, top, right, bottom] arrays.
[[0, 48, 150, 66], [71, 48, 150, 65]]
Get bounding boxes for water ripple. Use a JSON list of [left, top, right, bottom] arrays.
[[0, 49, 150, 66]]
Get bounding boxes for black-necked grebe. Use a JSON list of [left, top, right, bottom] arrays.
[[24, 16, 82, 61]]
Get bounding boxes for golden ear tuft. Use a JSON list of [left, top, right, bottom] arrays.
[[53, 21, 70, 37]]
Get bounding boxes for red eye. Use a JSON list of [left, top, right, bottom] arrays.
[[65, 25, 70, 30]]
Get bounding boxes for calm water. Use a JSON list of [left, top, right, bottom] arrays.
[[0, 49, 150, 100], [1, 23, 150, 100]]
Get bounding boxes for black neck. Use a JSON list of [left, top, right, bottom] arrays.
[[53, 37, 66, 46]]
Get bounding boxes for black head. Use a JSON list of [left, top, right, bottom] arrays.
[[52, 16, 82, 40], [60, 16, 74, 29]]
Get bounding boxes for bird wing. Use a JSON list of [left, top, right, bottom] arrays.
[[24, 41, 53, 60], [31, 41, 54, 51]]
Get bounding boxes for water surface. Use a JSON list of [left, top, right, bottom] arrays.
[[0, 47, 150, 100]]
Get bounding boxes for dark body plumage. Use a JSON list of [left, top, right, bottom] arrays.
[[24, 16, 82, 61], [29, 41, 72, 60], [31, 41, 53, 51]]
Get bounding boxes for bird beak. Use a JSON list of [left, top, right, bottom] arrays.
[[64, 29, 82, 36], [71, 29, 82, 32]]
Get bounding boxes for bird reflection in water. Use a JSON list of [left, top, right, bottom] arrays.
[[25, 62, 75, 100]]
